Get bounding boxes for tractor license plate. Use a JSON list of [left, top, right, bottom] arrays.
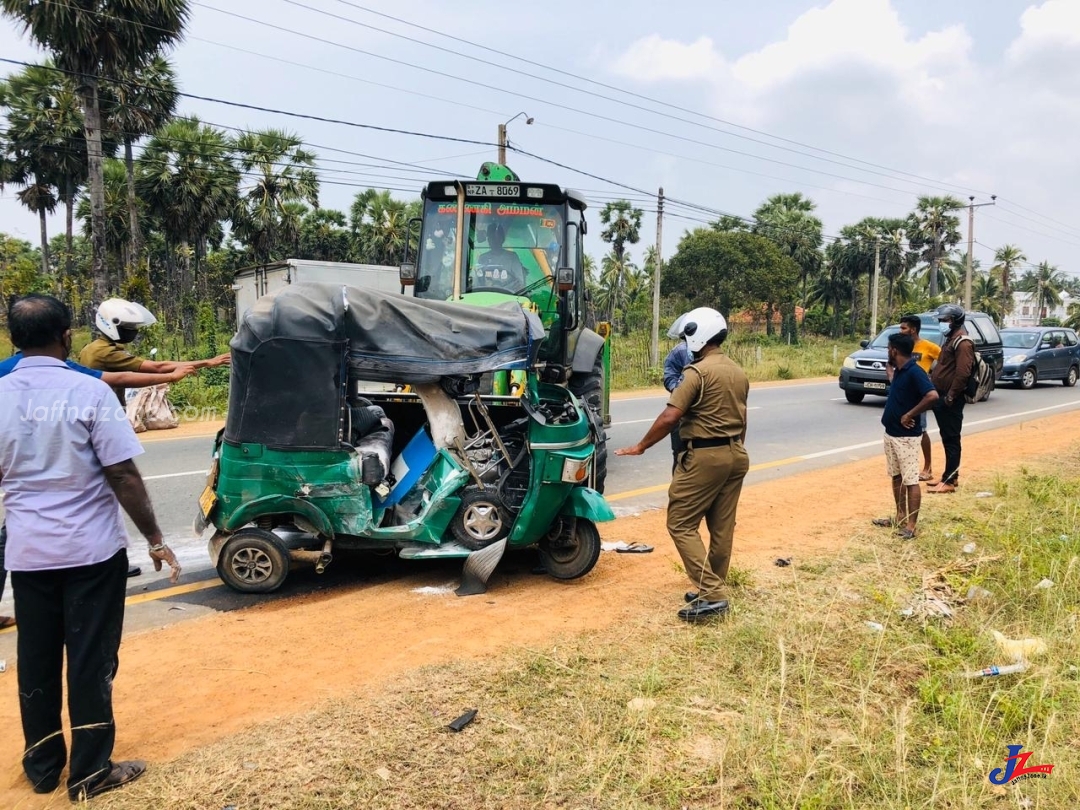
[[199, 485, 218, 519], [865, 382, 887, 390]]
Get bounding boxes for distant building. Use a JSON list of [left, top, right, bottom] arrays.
[[1004, 292, 1075, 327]]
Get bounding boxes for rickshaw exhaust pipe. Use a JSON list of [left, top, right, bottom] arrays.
[[288, 539, 334, 574], [456, 537, 508, 597]]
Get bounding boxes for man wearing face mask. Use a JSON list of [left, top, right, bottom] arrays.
[[615, 307, 750, 623], [80, 298, 229, 407]]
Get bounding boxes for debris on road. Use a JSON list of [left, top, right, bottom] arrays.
[[448, 709, 478, 732], [1034, 578, 1055, 590], [775, 557, 792, 567], [961, 542, 977, 554], [991, 630, 1047, 662]]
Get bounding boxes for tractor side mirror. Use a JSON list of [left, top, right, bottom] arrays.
[[557, 266, 575, 292], [399, 263, 416, 286]]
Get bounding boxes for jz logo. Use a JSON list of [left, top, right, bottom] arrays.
[[988, 745, 1054, 784]]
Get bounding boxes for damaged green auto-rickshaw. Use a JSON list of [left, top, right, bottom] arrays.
[[194, 282, 613, 596]]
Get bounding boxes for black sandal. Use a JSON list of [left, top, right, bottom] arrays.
[[69, 760, 146, 802]]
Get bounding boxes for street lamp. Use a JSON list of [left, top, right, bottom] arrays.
[[498, 112, 533, 165]]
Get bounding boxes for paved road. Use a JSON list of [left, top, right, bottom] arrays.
[[3, 377, 1080, 630]]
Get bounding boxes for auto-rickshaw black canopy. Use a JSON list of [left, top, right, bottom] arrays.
[[225, 282, 546, 449]]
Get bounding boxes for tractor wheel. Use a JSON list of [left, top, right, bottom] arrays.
[[568, 353, 608, 494], [450, 487, 513, 551], [217, 527, 290, 594], [539, 517, 602, 580]]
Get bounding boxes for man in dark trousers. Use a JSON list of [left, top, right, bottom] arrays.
[[872, 333, 939, 538], [0, 295, 181, 802], [616, 307, 749, 622], [928, 303, 975, 493], [0, 356, 194, 627]]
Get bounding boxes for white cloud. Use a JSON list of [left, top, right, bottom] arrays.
[[609, 34, 726, 81], [1007, 0, 1080, 60]]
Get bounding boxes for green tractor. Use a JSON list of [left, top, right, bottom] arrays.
[[399, 162, 611, 491]]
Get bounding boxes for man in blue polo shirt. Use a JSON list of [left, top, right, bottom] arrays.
[[872, 333, 939, 539]]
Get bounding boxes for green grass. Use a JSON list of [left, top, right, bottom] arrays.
[[611, 332, 860, 388], [93, 451, 1080, 809]]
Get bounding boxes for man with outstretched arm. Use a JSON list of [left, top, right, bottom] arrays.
[[616, 307, 750, 623], [0, 294, 181, 802]]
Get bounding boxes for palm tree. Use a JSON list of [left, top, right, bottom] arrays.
[[349, 189, 415, 264], [596, 251, 636, 326], [232, 129, 319, 263], [0, 63, 75, 274], [76, 158, 130, 280], [137, 116, 239, 301], [906, 195, 963, 298], [990, 244, 1026, 316], [598, 200, 642, 267], [752, 193, 823, 309], [942, 252, 979, 300], [102, 55, 179, 275], [971, 273, 1003, 321], [1, 0, 191, 302], [1017, 261, 1068, 320], [877, 222, 913, 318]]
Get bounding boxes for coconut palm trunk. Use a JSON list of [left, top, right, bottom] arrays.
[[124, 137, 143, 271], [76, 75, 109, 300], [38, 203, 50, 274]]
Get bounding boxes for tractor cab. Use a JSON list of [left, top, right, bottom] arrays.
[[399, 163, 591, 383]]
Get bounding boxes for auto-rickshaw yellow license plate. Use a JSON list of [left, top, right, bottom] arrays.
[[199, 485, 218, 519]]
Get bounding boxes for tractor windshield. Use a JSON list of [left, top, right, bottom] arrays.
[[415, 198, 565, 300]]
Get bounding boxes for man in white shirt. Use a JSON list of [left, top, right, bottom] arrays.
[[0, 294, 181, 802]]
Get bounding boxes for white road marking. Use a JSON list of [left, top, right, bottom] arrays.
[[137, 398, 1080, 482], [144, 470, 209, 481]]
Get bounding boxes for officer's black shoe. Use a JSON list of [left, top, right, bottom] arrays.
[[684, 591, 699, 603], [678, 600, 729, 622], [127, 565, 141, 578]]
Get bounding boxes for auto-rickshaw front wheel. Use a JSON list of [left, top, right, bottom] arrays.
[[538, 518, 601, 580], [217, 528, 290, 593]]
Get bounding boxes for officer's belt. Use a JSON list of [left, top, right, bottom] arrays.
[[684, 436, 734, 449]]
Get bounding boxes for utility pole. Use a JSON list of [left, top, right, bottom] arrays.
[[497, 112, 532, 166], [871, 236, 880, 338], [650, 187, 664, 367], [948, 195, 996, 309]]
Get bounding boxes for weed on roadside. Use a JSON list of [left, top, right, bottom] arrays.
[[93, 456, 1080, 810]]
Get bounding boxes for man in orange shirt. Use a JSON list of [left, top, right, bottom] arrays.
[[899, 315, 940, 481]]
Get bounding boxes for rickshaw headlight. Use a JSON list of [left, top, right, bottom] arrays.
[[561, 458, 591, 483]]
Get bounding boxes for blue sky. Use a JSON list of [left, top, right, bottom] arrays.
[[2, 0, 1078, 277]]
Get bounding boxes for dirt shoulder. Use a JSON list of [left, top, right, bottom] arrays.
[[2, 408, 1078, 804]]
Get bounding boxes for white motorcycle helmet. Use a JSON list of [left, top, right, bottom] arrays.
[[676, 307, 728, 353], [95, 298, 158, 342]]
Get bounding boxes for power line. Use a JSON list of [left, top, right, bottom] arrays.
[[192, 4, 969, 199], [320, 0, 994, 198]]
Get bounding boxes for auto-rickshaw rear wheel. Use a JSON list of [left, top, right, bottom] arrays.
[[217, 527, 290, 593], [539, 517, 601, 580], [451, 487, 513, 551]]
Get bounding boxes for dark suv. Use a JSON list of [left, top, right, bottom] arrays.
[[838, 310, 1004, 404], [1000, 326, 1080, 388]]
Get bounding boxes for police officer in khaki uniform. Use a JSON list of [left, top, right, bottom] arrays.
[[616, 307, 749, 622]]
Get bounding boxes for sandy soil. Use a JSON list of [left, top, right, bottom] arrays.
[[1, 408, 1078, 805]]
